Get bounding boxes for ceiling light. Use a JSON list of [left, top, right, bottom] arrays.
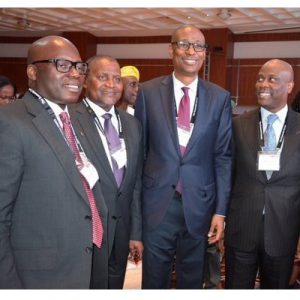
[[217, 8, 231, 20]]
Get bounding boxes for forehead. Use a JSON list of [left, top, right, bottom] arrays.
[[90, 59, 120, 74], [35, 42, 81, 61], [123, 76, 138, 83], [175, 27, 204, 42], [0, 84, 14, 93]]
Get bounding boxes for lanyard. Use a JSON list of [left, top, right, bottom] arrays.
[[174, 81, 199, 124], [28, 88, 84, 153], [258, 112, 287, 150], [82, 98, 123, 139]]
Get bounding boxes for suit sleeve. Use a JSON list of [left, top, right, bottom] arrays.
[[130, 120, 143, 241], [0, 110, 23, 288], [213, 92, 233, 216]]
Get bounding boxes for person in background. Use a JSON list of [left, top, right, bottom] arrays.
[[0, 36, 106, 288], [0, 75, 16, 106], [69, 55, 143, 289], [117, 65, 140, 115], [135, 25, 232, 289], [225, 59, 300, 289]]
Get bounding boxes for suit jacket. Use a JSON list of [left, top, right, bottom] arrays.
[[225, 107, 300, 257], [69, 102, 143, 259], [135, 75, 232, 238], [0, 91, 107, 288]]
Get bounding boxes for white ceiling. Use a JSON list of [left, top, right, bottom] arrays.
[[0, 7, 300, 37]]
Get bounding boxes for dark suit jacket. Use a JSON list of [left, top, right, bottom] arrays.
[[225, 107, 300, 257], [135, 75, 232, 238], [0, 91, 107, 288], [69, 102, 143, 262]]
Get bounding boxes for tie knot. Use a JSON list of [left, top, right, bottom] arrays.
[[181, 87, 189, 96], [267, 114, 278, 126], [102, 113, 112, 120], [59, 112, 70, 124]]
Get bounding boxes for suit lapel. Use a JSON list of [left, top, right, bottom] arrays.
[[159, 76, 180, 153], [24, 95, 89, 204], [270, 109, 300, 181]]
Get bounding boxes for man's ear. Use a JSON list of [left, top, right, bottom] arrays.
[[27, 64, 37, 81], [287, 80, 294, 94], [168, 44, 174, 59]]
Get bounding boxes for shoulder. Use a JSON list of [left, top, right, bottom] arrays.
[[199, 79, 230, 98], [140, 75, 171, 90]]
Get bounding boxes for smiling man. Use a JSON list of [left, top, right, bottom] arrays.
[[225, 59, 300, 289], [0, 36, 107, 288], [135, 25, 232, 289], [68, 55, 143, 289]]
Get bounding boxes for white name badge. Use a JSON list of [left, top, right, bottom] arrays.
[[77, 152, 99, 189], [177, 125, 192, 148], [111, 139, 127, 169], [257, 151, 280, 171]]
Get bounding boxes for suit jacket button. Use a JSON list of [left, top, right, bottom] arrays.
[[85, 215, 92, 220], [118, 192, 122, 196], [172, 185, 176, 189], [85, 246, 93, 253]]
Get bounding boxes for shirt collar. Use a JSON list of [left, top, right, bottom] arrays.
[[85, 97, 116, 119], [172, 72, 198, 94], [260, 105, 288, 124]]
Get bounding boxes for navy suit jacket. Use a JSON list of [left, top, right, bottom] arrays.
[[135, 75, 232, 238]]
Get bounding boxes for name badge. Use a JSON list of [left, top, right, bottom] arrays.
[[257, 151, 280, 171], [77, 152, 99, 189], [177, 125, 192, 148], [111, 139, 127, 169]]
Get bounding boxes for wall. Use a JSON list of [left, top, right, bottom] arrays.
[[0, 31, 299, 105]]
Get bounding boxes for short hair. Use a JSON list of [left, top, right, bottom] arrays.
[[0, 75, 16, 94]]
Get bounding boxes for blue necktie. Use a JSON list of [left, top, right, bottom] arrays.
[[264, 114, 278, 151]]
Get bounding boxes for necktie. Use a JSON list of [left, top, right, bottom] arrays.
[[264, 114, 278, 151], [102, 113, 125, 187], [176, 87, 190, 194], [264, 114, 278, 180], [177, 87, 191, 156], [59, 112, 103, 248]]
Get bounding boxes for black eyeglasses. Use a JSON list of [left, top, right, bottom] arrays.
[[31, 58, 88, 75], [172, 40, 208, 52], [0, 95, 16, 101]]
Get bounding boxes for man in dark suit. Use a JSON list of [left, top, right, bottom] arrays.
[[135, 25, 232, 289], [0, 36, 107, 288], [225, 59, 300, 289], [69, 55, 143, 289]]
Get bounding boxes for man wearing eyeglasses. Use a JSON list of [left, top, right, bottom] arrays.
[[135, 25, 232, 289], [0, 36, 107, 288]]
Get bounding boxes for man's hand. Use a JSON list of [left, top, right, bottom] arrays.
[[207, 215, 225, 244], [129, 240, 144, 264]]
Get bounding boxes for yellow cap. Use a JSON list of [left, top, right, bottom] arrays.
[[120, 66, 140, 81]]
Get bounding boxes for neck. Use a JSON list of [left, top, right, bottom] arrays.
[[174, 73, 197, 86]]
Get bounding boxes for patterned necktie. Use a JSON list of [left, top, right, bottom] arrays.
[[59, 112, 103, 248], [264, 114, 278, 151], [264, 114, 278, 180], [102, 113, 125, 187], [176, 87, 191, 194], [177, 87, 191, 156]]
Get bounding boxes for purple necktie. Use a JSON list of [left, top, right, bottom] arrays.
[[59, 112, 103, 248], [102, 113, 125, 187], [177, 87, 191, 155], [176, 87, 191, 193]]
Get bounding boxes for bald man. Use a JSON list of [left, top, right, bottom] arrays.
[[0, 36, 107, 288], [225, 59, 300, 289]]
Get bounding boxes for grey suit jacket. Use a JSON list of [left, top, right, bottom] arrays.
[[69, 102, 143, 258], [225, 107, 300, 256], [135, 75, 232, 238], [0, 91, 107, 289]]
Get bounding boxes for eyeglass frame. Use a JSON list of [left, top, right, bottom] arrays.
[[171, 40, 208, 52], [0, 95, 16, 101], [31, 58, 88, 75]]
